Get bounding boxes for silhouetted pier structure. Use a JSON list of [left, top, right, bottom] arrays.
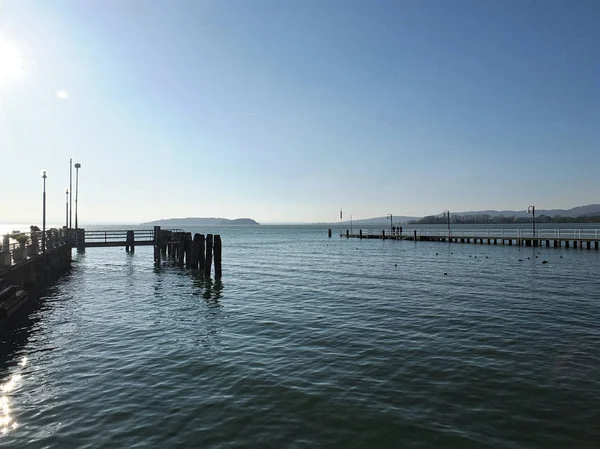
[[0, 227, 223, 328], [334, 228, 600, 250]]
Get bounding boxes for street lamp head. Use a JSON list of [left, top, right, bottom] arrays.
[[40, 169, 48, 178], [527, 205, 534, 214], [75, 163, 81, 169]]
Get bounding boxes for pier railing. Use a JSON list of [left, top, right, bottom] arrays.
[[0, 229, 70, 269]]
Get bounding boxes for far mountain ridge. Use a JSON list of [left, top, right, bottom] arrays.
[[453, 204, 600, 218], [141, 217, 260, 226], [336, 204, 600, 225]]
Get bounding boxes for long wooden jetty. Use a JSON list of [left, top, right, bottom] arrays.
[[0, 226, 223, 330], [333, 228, 600, 250]]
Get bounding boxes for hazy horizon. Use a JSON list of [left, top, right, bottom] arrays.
[[1, 0, 598, 225]]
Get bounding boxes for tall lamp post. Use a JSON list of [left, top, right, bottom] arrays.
[[75, 162, 81, 229], [386, 214, 393, 234], [41, 169, 48, 254], [69, 158, 73, 229], [65, 189, 69, 228], [443, 210, 450, 235], [527, 205, 535, 237]]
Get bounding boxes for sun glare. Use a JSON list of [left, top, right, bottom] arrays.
[[0, 38, 24, 88]]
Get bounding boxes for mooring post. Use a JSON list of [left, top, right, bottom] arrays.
[[328, 229, 332, 238], [346, 229, 349, 238], [178, 232, 186, 266], [160, 231, 168, 257], [185, 233, 192, 268], [190, 234, 201, 269], [359, 229, 363, 239], [214, 235, 222, 278], [205, 234, 213, 277], [126, 230, 134, 253], [153, 226, 161, 262], [413, 230, 417, 241], [198, 234, 206, 272]]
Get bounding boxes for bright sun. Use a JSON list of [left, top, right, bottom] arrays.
[[0, 38, 24, 88]]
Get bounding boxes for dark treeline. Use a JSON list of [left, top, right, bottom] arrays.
[[409, 214, 600, 224]]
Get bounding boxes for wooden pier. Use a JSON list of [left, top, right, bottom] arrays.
[[72, 227, 223, 277], [0, 226, 223, 329], [334, 228, 600, 250]]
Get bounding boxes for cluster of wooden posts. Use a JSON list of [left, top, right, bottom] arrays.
[[150, 227, 222, 278]]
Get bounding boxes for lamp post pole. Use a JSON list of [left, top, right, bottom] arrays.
[[41, 170, 48, 254], [69, 158, 73, 229], [444, 210, 450, 235], [75, 163, 81, 229], [65, 189, 69, 228], [528, 205, 535, 237]]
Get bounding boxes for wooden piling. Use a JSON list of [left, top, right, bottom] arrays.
[[565, 241, 569, 248], [198, 234, 206, 272], [126, 230, 134, 253], [161, 231, 168, 257], [574, 241, 578, 249], [178, 232, 186, 266], [205, 234, 213, 277], [153, 226, 161, 262], [587, 241, 591, 250], [346, 229, 349, 238], [414, 230, 417, 241], [190, 234, 201, 269], [185, 233, 192, 268], [382, 230, 385, 239], [595, 242, 599, 250], [214, 235, 222, 278], [328, 229, 332, 238], [359, 230, 363, 239]]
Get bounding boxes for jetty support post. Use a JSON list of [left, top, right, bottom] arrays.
[[153, 226, 161, 262], [126, 230, 134, 253], [214, 235, 222, 278], [198, 234, 206, 273], [346, 229, 349, 238], [204, 234, 213, 277], [359, 230, 363, 239], [190, 233, 201, 269], [178, 232, 186, 267], [185, 233, 193, 268], [328, 229, 332, 238]]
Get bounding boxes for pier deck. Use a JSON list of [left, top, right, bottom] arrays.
[[339, 228, 600, 249]]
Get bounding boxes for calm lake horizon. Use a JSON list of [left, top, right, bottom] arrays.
[[0, 224, 599, 448]]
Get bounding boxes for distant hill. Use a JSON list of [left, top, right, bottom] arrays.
[[454, 204, 600, 218], [341, 205, 600, 226], [141, 217, 260, 226]]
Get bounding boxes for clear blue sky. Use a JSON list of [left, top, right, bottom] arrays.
[[0, 0, 598, 224]]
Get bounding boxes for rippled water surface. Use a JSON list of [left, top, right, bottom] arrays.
[[1, 226, 600, 448]]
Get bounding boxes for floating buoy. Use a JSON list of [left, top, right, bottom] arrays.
[[444, 271, 447, 275]]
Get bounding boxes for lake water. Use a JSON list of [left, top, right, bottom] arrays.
[[1, 225, 599, 448]]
